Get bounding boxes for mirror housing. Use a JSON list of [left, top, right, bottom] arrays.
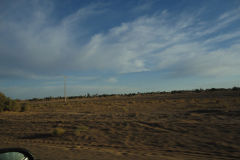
[[0, 148, 34, 160]]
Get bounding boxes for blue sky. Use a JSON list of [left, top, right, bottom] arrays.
[[0, 0, 240, 99]]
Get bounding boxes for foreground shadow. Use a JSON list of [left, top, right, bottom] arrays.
[[20, 133, 53, 139]]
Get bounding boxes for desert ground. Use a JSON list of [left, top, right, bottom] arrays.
[[0, 89, 240, 160]]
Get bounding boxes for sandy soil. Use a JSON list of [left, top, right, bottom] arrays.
[[0, 90, 240, 160]]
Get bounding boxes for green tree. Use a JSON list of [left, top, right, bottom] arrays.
[[0, 92, 20, 112]]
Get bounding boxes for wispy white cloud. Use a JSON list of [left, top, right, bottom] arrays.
[[196, 7, 240, 37], [203, 30, 240, 44], [132, 0, 153, 13], [0, 1, 105, 76], [106, 77, 118, 83], [61, 3, 105, 29], [77, 9, 240, 76], [218, 6, 240, 20]]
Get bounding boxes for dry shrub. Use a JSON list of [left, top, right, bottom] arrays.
[[236, 98, 240, 103], [122, 106, 128, 113], [52, 127, 65, 136], [190, 99, 197, 104], [128, 101, 135, 104], [215, 99, 220, 104], [128, 113, 137, 118], [178, 99, 185, 103], [145, 101, 153, 104], [6, 103, 21, 112], [74, 125, 89, 136], [201, 98, 210, 104], [21, 103, 30, 112]]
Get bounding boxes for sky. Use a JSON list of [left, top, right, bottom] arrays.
[[0, 0, 240, 99]]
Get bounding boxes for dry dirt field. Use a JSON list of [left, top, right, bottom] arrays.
[[0, 90, 240, 160]]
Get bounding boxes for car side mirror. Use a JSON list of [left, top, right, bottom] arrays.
[[0, 148, 34, 160]]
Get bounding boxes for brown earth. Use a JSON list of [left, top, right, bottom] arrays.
[[0, 90, 240, 160]]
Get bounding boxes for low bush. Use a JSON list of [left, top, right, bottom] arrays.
[[52, 127, 65, 136]]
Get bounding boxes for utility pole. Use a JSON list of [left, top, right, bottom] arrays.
[[64, 76, 67, 104]]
